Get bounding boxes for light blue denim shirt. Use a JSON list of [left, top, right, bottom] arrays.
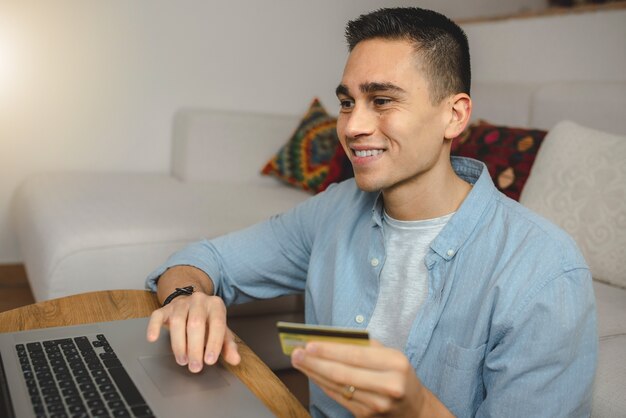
[[146, 157, 597, 418]]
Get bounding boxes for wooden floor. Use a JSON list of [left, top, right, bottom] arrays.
[[0, 263, 309, 408]]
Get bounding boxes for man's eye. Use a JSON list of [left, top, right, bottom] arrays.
[[339, 100, 354, 110], [373, 97, 392, 106]]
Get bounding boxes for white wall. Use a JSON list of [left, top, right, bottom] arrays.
[[464, 9, 626, 83], [0, 0, 581, 263]]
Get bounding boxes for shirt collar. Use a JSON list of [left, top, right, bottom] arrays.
[[428, 157, 496, 264], [368, 156, 497, 262]]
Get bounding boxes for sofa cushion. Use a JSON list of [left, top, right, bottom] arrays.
[[591, 281, 626, 417], [14, 173, 309, 301], [171, 108, 300, 184], [520, 121, 626, 288], [451, 120, 547, 201], [593, 334, 626, 417], [593, 281, 626, 339], [261, 98, 345, 193]]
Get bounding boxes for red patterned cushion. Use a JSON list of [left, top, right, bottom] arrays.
[[451, 120, 547, 201], [261, 98, 353, 193]]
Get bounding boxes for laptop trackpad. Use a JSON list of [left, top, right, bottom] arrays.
[[138, 354, 230, 397]]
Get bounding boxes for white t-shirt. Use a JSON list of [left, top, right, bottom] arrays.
[[367, 210, 453, 350]]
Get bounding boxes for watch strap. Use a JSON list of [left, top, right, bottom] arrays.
[[162, 286, 195, 306]]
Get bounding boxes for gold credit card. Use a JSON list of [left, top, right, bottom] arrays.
[[276, 321, 370, 356]]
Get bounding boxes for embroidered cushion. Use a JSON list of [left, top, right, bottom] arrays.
[[451, 120, 547, 201], [262, 98, 352, 193]]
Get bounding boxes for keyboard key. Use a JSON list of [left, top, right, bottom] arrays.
[[27, 342, 43, 352], [104, 358, 123, 369], [41, 386, 59, 396], [74, 337, 92, 353], [95, 376, 112, 386], [75, 375, 92, 385], [99, 383, 115, 393], [87, 399, 105, 409], [46, 402, 65, 413], [56, 372, 73, 383], [67, 403, 86, 414], [108, 366, 145, 406], [62, 386, 78, 397], [83, 390, 100, 400], [64, 395, 82, 406], [103, 391, 121, 402], [99, 352, 117, 360], [89, 407, 109, 417], [131, 405, 154, 417], [112, 408, 131, 417], [107, 400, 124, 409], [43, 394, 61, 404]]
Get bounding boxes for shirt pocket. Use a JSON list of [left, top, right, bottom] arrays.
[[437, 341, 486, 417]]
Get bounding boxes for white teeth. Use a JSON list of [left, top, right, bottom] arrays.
[[354, 149, 384, 157]]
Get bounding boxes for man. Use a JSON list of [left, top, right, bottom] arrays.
[[146, 7, 597, 417]]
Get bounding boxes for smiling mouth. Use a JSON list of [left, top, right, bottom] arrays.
[[353, 149, 385, 157]]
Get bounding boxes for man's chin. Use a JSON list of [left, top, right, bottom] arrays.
[[354, 176, 383, 193]]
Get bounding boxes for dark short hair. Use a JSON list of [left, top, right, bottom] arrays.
[[345, 7, 471, 104]]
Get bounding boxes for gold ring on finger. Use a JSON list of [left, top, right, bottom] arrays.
[[342, 385, 356, 400]]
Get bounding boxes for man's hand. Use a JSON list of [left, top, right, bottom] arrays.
[[145, 266, 240, 373], [291, 340, 453, 417]]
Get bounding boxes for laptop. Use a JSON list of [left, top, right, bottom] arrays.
[[0, 317, 275, 417]]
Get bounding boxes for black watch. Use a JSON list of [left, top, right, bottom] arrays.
[[162, 286, 195, 306]]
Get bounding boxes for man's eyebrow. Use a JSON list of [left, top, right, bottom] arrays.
[[336, 84, 350, 97], [335, 82, 406, 97], [360, 82, 406, 95]]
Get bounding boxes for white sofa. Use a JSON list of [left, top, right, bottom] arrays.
[[14, 109, 311, 371], [13, 81, 626, 415]]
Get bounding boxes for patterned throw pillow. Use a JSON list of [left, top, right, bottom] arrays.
[[261, 98, 353, 193], [451, 120, 547, 201], [319, 143, 354, 191]]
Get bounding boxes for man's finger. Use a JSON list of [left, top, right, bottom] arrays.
[[294, 344, 406, 398], [203, 302, 227, 365], [293, 349, 378, 416], [168, 304, 190, 366], [185, 300, 208, 372], [146, 309, 165, 342], [221, 327, 241, 366], [304, 340, 404, 371]]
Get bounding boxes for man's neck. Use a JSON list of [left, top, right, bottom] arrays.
[[382, 163, 471, 221]]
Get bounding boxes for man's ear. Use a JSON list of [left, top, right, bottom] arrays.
[[444, 93, 472, 139]]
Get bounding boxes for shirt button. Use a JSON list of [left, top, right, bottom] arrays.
[[447, 249, 455, 257], [355, 315, 365, 324], [370, 258, 379, 267]]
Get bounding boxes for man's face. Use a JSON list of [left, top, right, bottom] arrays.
[[336, 38, 453, 195]]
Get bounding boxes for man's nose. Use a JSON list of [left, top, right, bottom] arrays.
[[343, 104, 376, 139]]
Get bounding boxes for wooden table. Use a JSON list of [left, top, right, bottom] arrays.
[[0, 290, 310, 418]]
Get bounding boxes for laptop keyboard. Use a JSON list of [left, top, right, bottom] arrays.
[[16, 334, 154, 418]]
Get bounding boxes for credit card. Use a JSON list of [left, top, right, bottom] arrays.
[[276, 321, 370, 356]]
